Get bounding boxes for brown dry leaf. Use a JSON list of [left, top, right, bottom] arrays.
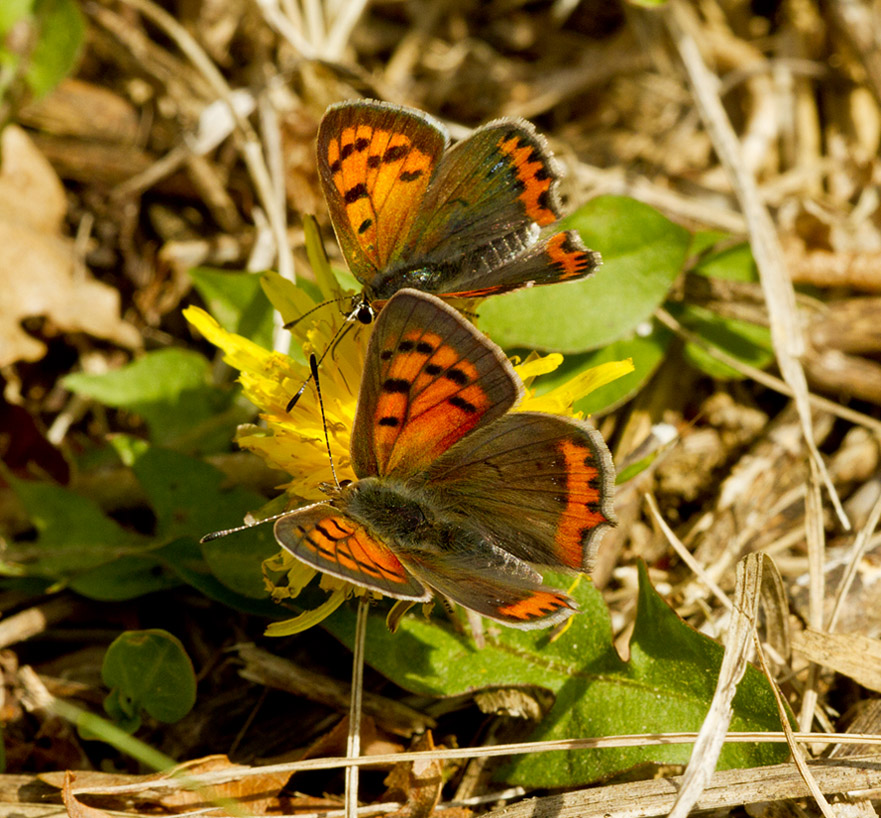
[[383, 731, 447, 818], [61, 771, 113, 818], [792, 628, 881, 693], [158, 754, 292, 814], [299, 714, 403, 763], [0, 125, 140, 366]]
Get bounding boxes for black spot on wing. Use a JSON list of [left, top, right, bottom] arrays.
[[444, 367, 469, 386], [379, 416, 400, 427], [382, 378, 411, 393], [344, 183, 368, 204], [449, 396, 477, 413], [383, 145, 408, 163]]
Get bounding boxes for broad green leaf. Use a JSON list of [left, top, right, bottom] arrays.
[[326, 564, 787, 786], [693, 239, 759, 282], [671, 303, 774, 380], [63, 348, 247, 453], [25, 0, 84, 98], [69, 555, 180, 601], [189, 268, 275, 350], [158, 538, 287, 617], [527, 320, 673, 415], [478, 196, 690, 352], [111, 436, 276, 598], [102, 630, 196, 729], [4, 475, 158, 583]]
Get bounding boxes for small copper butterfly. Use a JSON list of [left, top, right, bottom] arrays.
[[317, 99, 600, 319], [274, 288, 616, 629]]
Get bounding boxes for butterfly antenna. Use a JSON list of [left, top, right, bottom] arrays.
[[285, 306, 365, 411], [200, 511, 290, 543], [310, 353, 341, 489], [282, 296, 348, 330]]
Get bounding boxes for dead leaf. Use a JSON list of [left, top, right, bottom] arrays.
[[0, 126, 141, 366], [383, 732, 446, 818], [61, 771, 114, 818], [792, 628, 881, 692]]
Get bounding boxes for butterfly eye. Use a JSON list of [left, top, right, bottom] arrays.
[[338, 479, 353, 488], [356, 304, 374, 324]]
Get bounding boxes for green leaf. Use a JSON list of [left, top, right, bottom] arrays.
[[63, 348, 247, 453], [672, 303, 774, 380], [189, 268, 275, 351], [111, 436, 276, 598], [159, 538, 287, 617], [478, 196, 690, 352], [25, 0, 84, 98], [102, 630, 196, 728], [69, 555, 180, 601], [528, 320, 673, 415], [693, 239, 759, 282], [326, 564, 787, 786], [0, 0, 34, 34]]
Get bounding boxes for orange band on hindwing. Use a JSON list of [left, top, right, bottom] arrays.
[[497, 590, 573, 623], [497, 132, 556, 226], [554, 438, 610, 569], [546, 232, 593, 280]]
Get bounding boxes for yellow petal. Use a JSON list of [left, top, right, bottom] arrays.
[[522, 358, 635, 415], [263, 589, 348, 636]]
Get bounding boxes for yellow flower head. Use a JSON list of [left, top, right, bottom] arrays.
[[185, 272, 633, 635]]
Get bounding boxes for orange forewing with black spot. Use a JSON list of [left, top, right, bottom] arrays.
[[318, 102, 448, 282], [350, 289, 522, 479], [315, 100, 600, 305]]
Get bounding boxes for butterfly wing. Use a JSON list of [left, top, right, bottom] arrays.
[[317, 100, 449, 285], [351, 288, 523, 479], [415, 412, 616, 573], [408, 120, 563, 253], [437, 230, 600, 298], [274, 502, 430, 601], [365, 119, 597, 299], [403, 541, 578, 630]]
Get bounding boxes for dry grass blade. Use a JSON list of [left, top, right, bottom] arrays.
[[665, 0, 848, 532], [754, 636, 836, 818], [667, 553, 766, 818], [480, 758, 881, 818]]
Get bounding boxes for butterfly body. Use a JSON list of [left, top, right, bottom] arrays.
[[317, 99, 600, 309], [275, 289, 616, 630]]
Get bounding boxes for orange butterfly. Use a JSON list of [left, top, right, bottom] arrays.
[[317, 99, 600, 321], [275, 289, 616, 629]]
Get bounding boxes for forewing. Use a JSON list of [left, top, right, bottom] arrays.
[[401, 119, 562, 260], [418, 412, 616, 573], [317, 100, 449, 284], [274, 502, 429, 600], [351, 289, 522, 478]]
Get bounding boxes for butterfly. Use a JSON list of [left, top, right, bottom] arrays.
[[274, 288, 616, 630], [316, 99, 600, 321]]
